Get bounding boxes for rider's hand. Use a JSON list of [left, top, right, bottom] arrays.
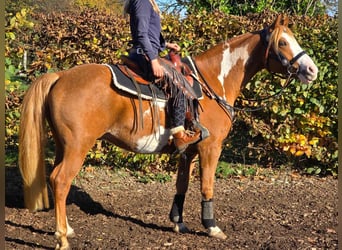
[[151, 59, 164, 78], [166, 42, 181, 52]]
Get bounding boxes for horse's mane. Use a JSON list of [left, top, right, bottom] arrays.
[[224, 31, 255, 45], [224, 23, 293, 54]]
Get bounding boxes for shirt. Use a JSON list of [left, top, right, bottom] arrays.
[[127, 0, 166, 61]]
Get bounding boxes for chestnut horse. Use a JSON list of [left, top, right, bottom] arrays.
[[19, 15, 318, 249]]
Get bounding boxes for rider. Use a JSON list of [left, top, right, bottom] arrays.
[[124, 0, 205, 152]]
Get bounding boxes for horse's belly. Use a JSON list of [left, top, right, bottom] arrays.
[[105, 126, 172, 154], [135, 129, 172, 153]]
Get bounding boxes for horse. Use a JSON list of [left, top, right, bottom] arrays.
[[19, 14, 318, 249]]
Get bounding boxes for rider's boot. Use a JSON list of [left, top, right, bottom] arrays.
[[171, 126, 201, 153]]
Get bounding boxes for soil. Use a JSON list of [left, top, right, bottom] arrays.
[[5, 165, 338, 250]]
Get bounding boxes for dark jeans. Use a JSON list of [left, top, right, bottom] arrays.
[[128, 52, 154, 81]]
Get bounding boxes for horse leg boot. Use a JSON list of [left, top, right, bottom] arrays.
[[169, 194, 188, 233], [201, 199, 226, 239], [169, 153, 197, 233]]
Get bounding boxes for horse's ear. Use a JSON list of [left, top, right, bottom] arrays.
[[282, 15, 289, 27], [269, 14, 282, 32]]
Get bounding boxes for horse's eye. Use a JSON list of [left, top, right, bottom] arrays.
[[279, 40, 287, 47]]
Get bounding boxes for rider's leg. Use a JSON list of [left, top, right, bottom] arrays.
[[169, 95, 201, 153]]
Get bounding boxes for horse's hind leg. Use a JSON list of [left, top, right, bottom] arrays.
[[50, 143, 90, 250], [169, 152, 197, 233]]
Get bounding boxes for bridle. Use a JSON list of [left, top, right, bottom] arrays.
[[260, 28, 307, 79]]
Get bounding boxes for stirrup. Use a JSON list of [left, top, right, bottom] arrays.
[[191, 120, 210, 140]]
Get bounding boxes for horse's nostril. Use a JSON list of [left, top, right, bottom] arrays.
[[308, 65, 318, 75]]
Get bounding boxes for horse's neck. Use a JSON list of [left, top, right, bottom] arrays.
[[194, 32, 264, 104]]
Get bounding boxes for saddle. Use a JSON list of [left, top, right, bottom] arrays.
[[119, 51, 194, 86]]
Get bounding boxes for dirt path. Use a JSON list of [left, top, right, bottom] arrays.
[[5, 166, 337, 249]]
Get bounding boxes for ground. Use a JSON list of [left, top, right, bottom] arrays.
[[5, 165, 338, 250]]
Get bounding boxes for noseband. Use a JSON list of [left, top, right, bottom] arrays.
[[277, 50, 306, 75]]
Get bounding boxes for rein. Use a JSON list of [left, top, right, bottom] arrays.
[[234, 73, 295, 112], [191, 59, 235, 121]]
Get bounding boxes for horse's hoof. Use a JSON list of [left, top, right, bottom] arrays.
[[67, 230, 75, 238], [173, 223, 190, 233], [55, 243, 71, 250], [208, 226, 227, 240]]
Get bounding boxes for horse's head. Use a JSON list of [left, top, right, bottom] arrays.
[[263, 15, 318, 83]]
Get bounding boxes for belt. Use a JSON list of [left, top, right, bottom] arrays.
[[136, 48, 145, 55], [130, 47, 145, 55]]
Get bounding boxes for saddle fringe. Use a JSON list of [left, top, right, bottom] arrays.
[[119, 55, 200, 134], [159, 61, 199, 121]]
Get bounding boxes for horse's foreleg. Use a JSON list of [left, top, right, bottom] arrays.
[[50, 147, 87, 250], [199, 146, 227, 240], [169, 153, 197, 233]]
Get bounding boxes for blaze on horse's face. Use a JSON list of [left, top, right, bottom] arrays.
[[266, 15, 318, 83]]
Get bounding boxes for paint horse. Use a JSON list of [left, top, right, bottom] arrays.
[[19, 15, 318, 249]]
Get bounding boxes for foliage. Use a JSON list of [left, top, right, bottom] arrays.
[[73, 0, 124, 13], [176, 0, 327, 16], [23, 10, 130, 79], [216, 161, 258, 178], [5, 7, 337, 178], [5, 8, 33, 165], [6, 0, 123, 14]]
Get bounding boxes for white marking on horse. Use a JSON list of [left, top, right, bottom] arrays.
[[143, 101, 166, 118], [283, 32, 303, 57], [218, 44, 249, 99], [283, 32, 318, 82], [135, 127, 170, 153]]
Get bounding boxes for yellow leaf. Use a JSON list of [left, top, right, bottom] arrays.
[[309, 137, 319, 146], [290, 146, 296, 155], [296, 134, 307, 146], [295, 150, 304, 157], [44, 62, 51, 69], [272, 105, 279, 113], [297, 97, 304, 105], [304, 148, 312, 157]]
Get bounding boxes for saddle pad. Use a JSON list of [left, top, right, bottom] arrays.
[[104, 63, 203, 102]]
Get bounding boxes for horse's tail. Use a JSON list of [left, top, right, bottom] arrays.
[[19, 72, 60, 211]]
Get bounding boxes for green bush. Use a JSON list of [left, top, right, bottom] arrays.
[[5, 8, 33, 165]]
